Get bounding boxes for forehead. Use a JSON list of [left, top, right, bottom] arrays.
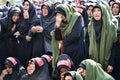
[[24, 1, 29, 5], [5, 64, 12, 68]]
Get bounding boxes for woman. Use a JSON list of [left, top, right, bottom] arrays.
[[53, 54, 76, 80], [51, 4, 88, 71], [111, 2, 120, 16], [16, 0, 37, 66], [24, 57, 51, 80], [86, 2, 118, 71], [0, 57, 27, 80], [77, 59, 115, 80], [29, 2, 55, 57], [0, 7, 21, 72], [63, 71, 83, 80], [111, 2, 120, 80]]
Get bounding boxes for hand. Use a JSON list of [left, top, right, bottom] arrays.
[[77, 67, 86, 77], [55, 14, 62, 27], [11, 24, 16, 32], [14, 31, 20, 37], [59, 40, 63, 44], [107, 65, 114, 73], [32, 26, 37, 33], [25, 35, 32, 42], [36, 26, 43, 32], [23, 10, 29, 19], [1, 69, 8, 78]]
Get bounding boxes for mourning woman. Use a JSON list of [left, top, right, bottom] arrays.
[[15, 0, 37, 66], [0, 57, 27, 80], [24, 57, 51, 80], [29, 2, 55, 57], [51, 4, 88, 71], [86, 1, 118, 72], [0, 7, 21, 73]]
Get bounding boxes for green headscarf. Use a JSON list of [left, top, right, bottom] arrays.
[[81, 59, 115, 80], [88, 2, 118, 70], [51, 4, 81, 72]]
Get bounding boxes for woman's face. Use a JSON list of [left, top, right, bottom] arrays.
[[56, 13, 67, 22], [5, 65, 13, 74], [93, 8, 102, 21], [12, 12, 20, 22], [27, 62, 35, 75], [23, 1, 30, 11], [42, 6, 49, 17], [87, 6, 93, 17], [112, 4, 120, 15]]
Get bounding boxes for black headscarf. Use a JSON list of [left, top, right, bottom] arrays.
[[40, 2, 55, 29], [22, 0, 37, 23], [4, 57, 27, 80], [57, 54, 76, 73], [1, 7, 21, 30], [27, 57, 51, 80]]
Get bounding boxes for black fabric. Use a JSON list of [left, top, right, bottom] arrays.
[[28, 2, 55, 56], [94, 19, 102, 44], [17, 0, 37, 66], [0, 7, 21, 71], [57, 54, 75, 71], [4, 57, 27, 80], [55, 28, 62, 41], [78, 63, 86, 70], [76, 5, 89, 28], [55, 7, 66, 17], [53, 54, 75, 80], [62, 17, 89, 68], [25, 58, 51, 80]]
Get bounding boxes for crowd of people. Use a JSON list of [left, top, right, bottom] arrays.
[[0, 0, 120, 80]]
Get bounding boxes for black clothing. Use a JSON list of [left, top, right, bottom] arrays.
[[23, 57, 51, 80], [17, 0, 37, 66], [3, 57, 27, 80], [0, 7, 21, 71], [62, 17, 88, 68], [29, 2, 55, 57]]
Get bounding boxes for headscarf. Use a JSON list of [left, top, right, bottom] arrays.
[[27, 57, 51, 80], [81, 59, 115, 80], [22, 0, 37, 22], [56, 54, 75, 72], [51, 4, 81, 71], [88, 2, 118, 69], [4, 57, 27, 79], [63, 71, 83, 80], [1, 7, 21, 29]]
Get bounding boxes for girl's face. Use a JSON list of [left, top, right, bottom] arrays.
[[23, 1, 30, 11], [42, 6, 49, 17], [5, 65, 13, 74], [93, 8, 102, 21], [112, 4, 120, 15], [12, 12, 20, 22], [27, 62, 35, 75]]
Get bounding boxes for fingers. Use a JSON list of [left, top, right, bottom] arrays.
[[107, 65, 114, 73]]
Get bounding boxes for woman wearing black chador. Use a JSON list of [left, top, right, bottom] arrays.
[[29, 2, 55, 57], [0, 7, 21, 73], [16, 0, 37, 66]]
